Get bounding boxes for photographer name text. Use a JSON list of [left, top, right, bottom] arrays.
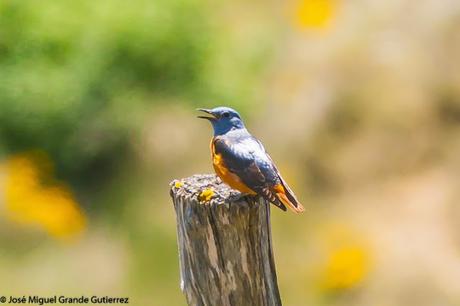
[[0, 295, 129, 305]]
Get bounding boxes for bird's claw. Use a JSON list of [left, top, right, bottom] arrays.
[[227, 192, 248, 203]]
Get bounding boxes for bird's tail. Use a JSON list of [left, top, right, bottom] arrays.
[[273, 180, 305, 214]]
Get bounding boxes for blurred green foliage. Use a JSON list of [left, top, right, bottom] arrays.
[[0, 0, 270, 193]]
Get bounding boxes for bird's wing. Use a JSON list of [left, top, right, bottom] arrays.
[[251, 137, 305, 213], [213, 135, 286, 211], [214, 135, 304, 213], [265, 152, 305, 213]]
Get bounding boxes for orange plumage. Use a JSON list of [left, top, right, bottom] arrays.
[[211, 139, 256, 195]]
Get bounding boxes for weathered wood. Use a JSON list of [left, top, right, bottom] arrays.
[[170, 174, 282, 306]]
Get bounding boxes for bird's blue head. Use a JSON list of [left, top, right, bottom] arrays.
[[197, 106, 245, 136]]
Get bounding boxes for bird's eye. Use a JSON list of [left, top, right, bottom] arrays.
[[222, 112, 230, 118]]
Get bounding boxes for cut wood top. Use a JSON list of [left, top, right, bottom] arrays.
[[170, 173, 257, 207]]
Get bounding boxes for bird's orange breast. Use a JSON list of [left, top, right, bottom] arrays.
[[210, 139, 256, 194]]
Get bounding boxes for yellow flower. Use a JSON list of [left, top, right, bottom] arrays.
[[314, 223, 372, 292], [320, 245, 370, 291], [198, 188, 214, 202], [294, 0, 337, 30], [2, 151, 86, 239]]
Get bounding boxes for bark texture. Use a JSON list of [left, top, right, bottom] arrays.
[[170, 174, 282, 306]]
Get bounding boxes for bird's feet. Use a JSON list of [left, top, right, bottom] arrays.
[[227, 192, 250, 203]]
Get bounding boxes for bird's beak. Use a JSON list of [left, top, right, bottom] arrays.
[[196, 108, 217, 121]]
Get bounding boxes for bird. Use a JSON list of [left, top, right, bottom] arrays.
[[197, 106, 305, 213]]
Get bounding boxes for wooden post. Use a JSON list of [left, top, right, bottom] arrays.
[[170, 174, 282, 306]]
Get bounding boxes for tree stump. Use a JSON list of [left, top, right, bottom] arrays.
[[170, 174, 282, 306]]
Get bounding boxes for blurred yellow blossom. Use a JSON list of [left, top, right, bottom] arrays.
[[294, 0, 337, 30], [2, 151, 86, 239], [320, 245, 370, 291], [198, 188, 214, 202], [315, 223, 372, 292]]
